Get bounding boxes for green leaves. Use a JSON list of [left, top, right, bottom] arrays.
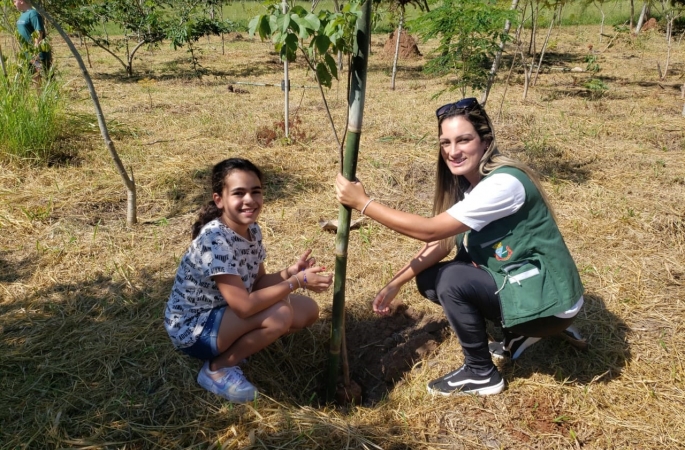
[[250, 1, 362, 88], [411, 0, 516, 97]]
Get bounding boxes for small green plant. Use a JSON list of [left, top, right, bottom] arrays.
[[585, 54, 600, 73], [584, 78, 608, 100]]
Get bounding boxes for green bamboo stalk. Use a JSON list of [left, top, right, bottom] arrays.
[[326, 0, 372, 403]]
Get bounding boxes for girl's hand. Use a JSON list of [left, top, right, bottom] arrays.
[[372, 283, 401, 316], [335, 173, 369, 211], [288, 249, 316, 277], [295, 267, 333, 293]]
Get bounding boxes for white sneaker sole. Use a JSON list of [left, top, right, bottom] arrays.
[[427, 378, 505, 396]]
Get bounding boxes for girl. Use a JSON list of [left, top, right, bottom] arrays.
[[335, 98, 584, 396], [165, 158, 332, 402]]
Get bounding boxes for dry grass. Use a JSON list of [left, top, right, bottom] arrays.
[[1, 24, 684, 449]]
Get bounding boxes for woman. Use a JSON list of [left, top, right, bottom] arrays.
[[335, 98, 584, 396]]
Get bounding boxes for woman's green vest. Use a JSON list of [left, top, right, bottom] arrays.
[[463, 167, 584, 327]]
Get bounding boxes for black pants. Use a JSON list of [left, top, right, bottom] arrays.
[[416, 255, 575, 372]]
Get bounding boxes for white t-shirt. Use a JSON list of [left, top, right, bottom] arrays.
[[445, 173, 584, 316], [446, 172, 526, 231], [164, 219, 267, 348]]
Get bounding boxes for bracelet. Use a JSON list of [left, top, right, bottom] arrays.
[[288, 280, 294, 292], [293, 275, 302, 290], [361, 198, 375, 215]]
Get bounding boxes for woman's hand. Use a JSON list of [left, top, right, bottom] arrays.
[[294, 267, 333, 293], [372, 283, 402, 315], [287, 249, 316, 277], [335, 173, 369, 211]]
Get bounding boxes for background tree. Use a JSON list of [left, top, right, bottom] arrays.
[[373, 0, 429, 90], [32, 1, 138, 225], [47, 0, 166, 77], [411, 0, 515, 98], [163, 0, 237, 74], [250, 0, 362, 149]]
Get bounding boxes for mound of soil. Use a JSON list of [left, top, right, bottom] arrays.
[[382, 29, 422, 60], [344, 304, 450, 405]]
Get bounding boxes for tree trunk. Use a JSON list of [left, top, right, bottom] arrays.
[[283, 0, 290, 138], [533, 5, 556, 86], [326, 0, 372, 403], [630, 0, 635, 30], [32, 2, 137, 226], [662, 15, 674, 79], [390, 10, 404, 90], [481, 0, 519, 106], [528, 0, 538, 56], [635, 2, 647, 34], [596, 2, 605, 42]]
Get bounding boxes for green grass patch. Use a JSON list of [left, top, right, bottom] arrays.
[[0, 70, 64, 163]]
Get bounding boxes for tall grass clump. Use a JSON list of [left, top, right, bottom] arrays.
[[0, 68, 63, 163]]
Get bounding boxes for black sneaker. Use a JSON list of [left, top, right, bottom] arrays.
[[489, 334, 541, 360], [427, 365, 504, 396]]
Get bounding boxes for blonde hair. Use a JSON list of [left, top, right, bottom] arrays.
[[433, 103, 555, 250]]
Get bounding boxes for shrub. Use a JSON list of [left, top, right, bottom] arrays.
[[0, 69, 63, 163]]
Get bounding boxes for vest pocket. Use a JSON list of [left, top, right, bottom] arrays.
[[500, 259, 555, 316]]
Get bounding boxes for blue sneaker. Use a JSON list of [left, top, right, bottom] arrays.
[[197, 361, 258, 403]]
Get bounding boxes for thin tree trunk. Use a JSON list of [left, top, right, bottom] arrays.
[[84, 39, 93, 69], [333, 0, 343, 72], [533, 5, 556, 86], [630, 0, 635, 30], [662, 15, 673, 79], [327, 0, 372, 403], [595, 2, 605, 42], [220, 5, 225, 55], [32, 2, 137, 226], [496, 47, 519, 121], [528, 0, 538, 55], [390, 10, 404, 90], [481, 0, 519, 106], [519, 43, 534, 101], [283, 0, 289, 137], [635, 2, 647, 34]]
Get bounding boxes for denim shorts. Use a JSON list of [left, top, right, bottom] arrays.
[[180, 306, 226, 361]]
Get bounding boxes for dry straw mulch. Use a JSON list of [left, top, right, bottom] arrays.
[[1, 25, 684, 449]]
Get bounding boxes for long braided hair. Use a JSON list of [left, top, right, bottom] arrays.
[[191, 158, 263, 239]]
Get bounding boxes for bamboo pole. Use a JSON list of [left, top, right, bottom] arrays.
[[326, 0, 372, 403]]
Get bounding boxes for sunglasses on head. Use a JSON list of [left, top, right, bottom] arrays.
[[435, 97, 480, 119]]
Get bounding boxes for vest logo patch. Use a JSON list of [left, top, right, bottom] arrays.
[[493, 242, 513, 261]]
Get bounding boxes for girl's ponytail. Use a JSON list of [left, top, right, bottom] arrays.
[[190, 157, 263, 239], [191, 201, 222, 239]]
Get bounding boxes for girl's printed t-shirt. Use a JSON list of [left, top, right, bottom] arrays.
[[164, 219, 266, 348]]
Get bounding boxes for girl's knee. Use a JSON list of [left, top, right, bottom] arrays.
[[270, 300, 294, 334], [301, 298, 319, 327]]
